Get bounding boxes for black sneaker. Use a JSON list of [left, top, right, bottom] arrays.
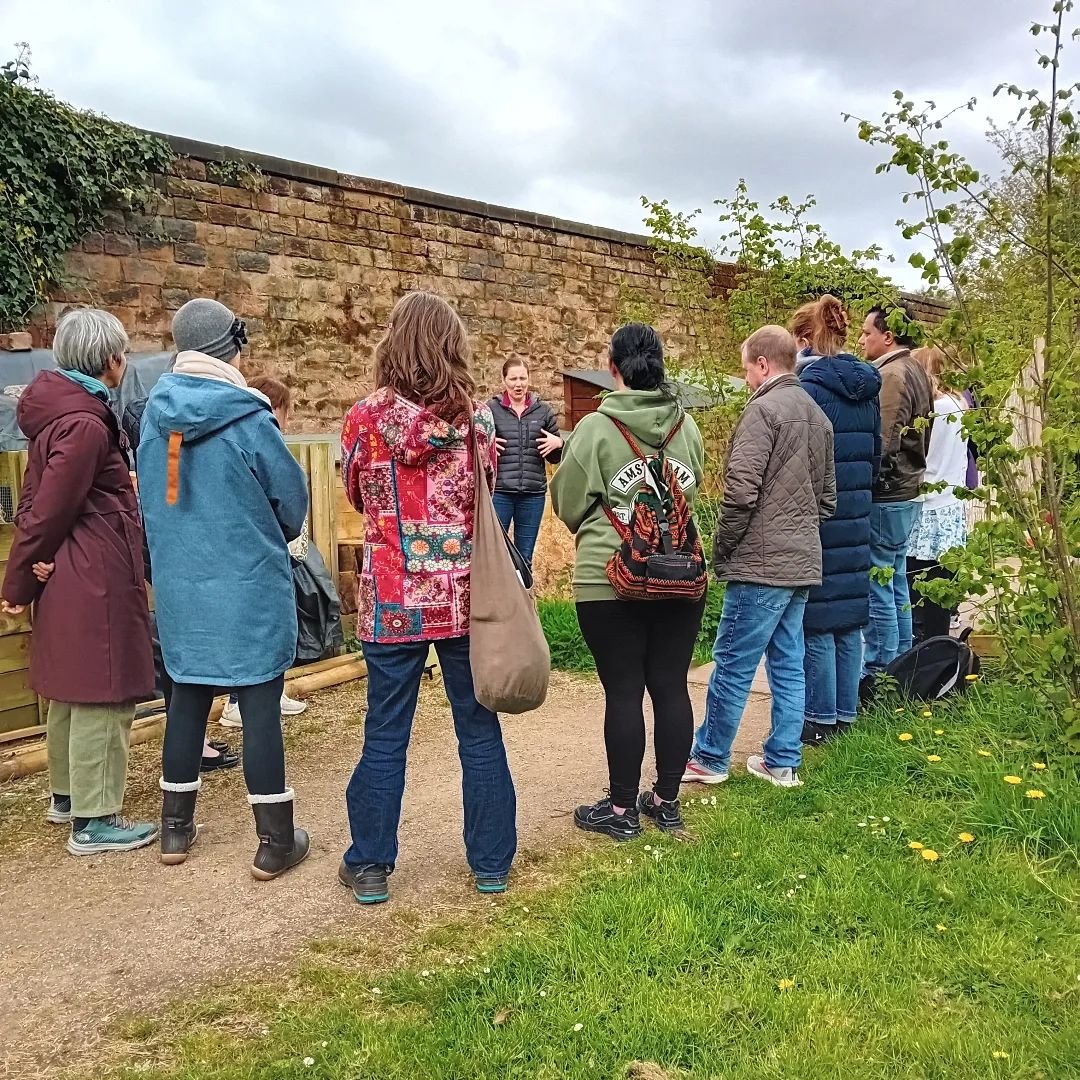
[[338, 859, 390, 905], [573, 797, 642, 841], [801, 720, 840, 747], [636, 792, 684, 832]]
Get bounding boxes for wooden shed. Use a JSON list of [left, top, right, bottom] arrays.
[[560, 369, 742, 430]]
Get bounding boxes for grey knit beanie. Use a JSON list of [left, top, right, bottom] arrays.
[[171, 298, 247, 363]]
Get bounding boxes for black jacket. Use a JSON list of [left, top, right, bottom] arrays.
[[489, 394, 561, 495]]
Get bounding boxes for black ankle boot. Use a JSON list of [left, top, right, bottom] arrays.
[[249, 791, 310, 881], [160, 778, 201, 865]]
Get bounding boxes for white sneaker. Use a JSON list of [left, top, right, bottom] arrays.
[[280, 693, 307, 717], [219, 700, 243, 728], [681, 759, 730, 784], [746, 754, 802, 788]]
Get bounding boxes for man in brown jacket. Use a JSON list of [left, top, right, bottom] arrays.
[[858, 305, 934, 678], [684, 326, 835, 789]]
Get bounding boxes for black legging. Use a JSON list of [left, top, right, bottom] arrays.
[[577, 596, 706, 808], [162, 676, 286, 795], [907, 558, 954, 643]]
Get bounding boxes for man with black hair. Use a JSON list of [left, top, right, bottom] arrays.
[[858, 304, 934, 679]]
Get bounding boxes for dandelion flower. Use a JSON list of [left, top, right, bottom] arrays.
[[644, 845, 652, 852], [936, 924, 949, 932], [977, 750, 992, 757], [898, 732, 914, 742], [965, 674, 980, 682], [992, 1050, 1009, 1059], [920, 849, 940, 862], [1003, 775, 1022, 785], [908, 841, 924, 850], [573, 1023, 584, 1032], [1025, 789, 1046, 799], [894, 707, 905, 714], [777, 979, 795, 991], [731, 851, 741, 858], [958, 832, 975, 844], [922, 710, 933, 718], [1032, 762, 1047, 771], [927, 755, 942, 763]]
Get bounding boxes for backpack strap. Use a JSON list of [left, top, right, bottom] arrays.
[[605, 411, 686, 458]]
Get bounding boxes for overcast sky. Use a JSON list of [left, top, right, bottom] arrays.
[[3, 0, 1067, 286]]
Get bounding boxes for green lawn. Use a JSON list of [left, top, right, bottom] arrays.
[[105, 680, 1078, 1080]]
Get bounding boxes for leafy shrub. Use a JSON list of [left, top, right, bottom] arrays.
[[537, 598, 595, 672]]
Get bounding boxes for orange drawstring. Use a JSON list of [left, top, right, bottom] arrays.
[[166, 431, 182, 506]]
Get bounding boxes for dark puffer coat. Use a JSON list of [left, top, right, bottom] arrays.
[[489, 393, 561, 495], [799, 353, 882, 633]]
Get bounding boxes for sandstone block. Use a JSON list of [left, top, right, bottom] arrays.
[[236, 251, 271, 274]]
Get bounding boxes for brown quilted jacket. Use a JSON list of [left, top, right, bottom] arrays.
[[713, 373, 836, 588]]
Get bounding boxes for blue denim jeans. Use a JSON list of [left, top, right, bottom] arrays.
[[692, 583, 809, 772], [343, 636, 517, 877], [492, 492, 546, 570], [804, 627, 863, 725], [864, 501, 922, 675]]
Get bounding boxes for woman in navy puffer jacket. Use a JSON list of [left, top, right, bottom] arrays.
[[791, 296, 882, 745]]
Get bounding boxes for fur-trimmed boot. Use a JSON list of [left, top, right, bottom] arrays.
[[249, 789, 310, 881], [160, 777, 201, 865]]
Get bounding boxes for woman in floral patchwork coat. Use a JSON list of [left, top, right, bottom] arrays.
[[338, 291, 517, 905]]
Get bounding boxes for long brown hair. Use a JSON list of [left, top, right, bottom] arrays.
[[374, 292, 475, 423], [809, 294, 849, 357], [789, 302, 815, 348]]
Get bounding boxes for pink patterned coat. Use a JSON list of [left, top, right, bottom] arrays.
[[340, 388, 496, 644]]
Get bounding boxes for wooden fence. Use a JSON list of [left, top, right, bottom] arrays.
[[0, 436, 340, 743]]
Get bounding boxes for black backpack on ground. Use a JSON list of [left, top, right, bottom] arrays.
[[883, 627, 981, 701]]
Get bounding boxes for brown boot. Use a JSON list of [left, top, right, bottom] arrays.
[[249, 790, 310, 880]]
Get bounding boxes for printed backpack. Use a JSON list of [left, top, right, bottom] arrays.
[[602, 414, 708, 602], [884, 628, 981, 700]]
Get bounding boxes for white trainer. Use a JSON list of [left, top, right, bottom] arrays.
[[219, 700, 243, 728], [746, 754, 802, 788], [280, 693, 308, 717]]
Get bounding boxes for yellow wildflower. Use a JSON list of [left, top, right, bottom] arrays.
[[965, 674, 979, 682], [777, 979, 795, 991], [934, 728, 944, 735], [926, 755, 942, 763], [1032, 762, 1047, 771], [1003, 775, 1022, 785], [992, 1050, 1009, 1060], [894, 707, 904, 714], [908, 841, 924, 850], [1025, 789, 1046, 799], [958, 832, 975, 844], [977, 750, 992, 757], [936, 923, 949, 932], [920, 849, 940, 862], [898, 732, 914, 742], [922, 710, 933, 718]]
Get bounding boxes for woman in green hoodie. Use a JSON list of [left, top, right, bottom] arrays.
[[551, 324, 706, 841]]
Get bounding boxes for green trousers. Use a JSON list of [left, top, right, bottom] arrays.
[[46, 701, 136, 819]]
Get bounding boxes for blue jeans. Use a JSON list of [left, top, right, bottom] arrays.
[[804, 627, 863, 725], [492, 492, 546, 570], [692, 583, 809, 771], [864, 501, 922, 675], [343, 636, 517, 877]]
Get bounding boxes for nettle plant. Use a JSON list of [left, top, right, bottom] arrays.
[[851, 0, 1080, 742], [621, 183, 895, 501], [0, 45, 173, 332]]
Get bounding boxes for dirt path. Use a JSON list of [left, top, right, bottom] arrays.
[[0, 671, 770, 1079]]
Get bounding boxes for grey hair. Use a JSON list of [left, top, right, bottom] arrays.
[[53, 308, 128, 377]]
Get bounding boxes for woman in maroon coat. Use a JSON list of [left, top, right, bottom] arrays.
[[1, 308, 157, 855]]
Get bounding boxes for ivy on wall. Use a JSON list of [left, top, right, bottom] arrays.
[[0, 46, 174, 332]]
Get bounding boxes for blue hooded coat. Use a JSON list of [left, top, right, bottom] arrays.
[[798, 352, 882, 633], [137, 371, 309, 685]]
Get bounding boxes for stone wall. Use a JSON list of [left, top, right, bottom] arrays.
[[42, 135, 684, 431]]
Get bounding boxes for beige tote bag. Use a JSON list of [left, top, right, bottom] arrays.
[[468, 418, 550, 714]]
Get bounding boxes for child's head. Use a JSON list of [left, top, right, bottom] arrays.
[[249, 375, 292, 430]]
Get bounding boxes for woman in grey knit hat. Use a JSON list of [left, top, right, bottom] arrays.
[[139, 299, 312, 880]]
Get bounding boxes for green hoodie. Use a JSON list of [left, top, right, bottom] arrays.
[[550, 389, 705, 601]]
